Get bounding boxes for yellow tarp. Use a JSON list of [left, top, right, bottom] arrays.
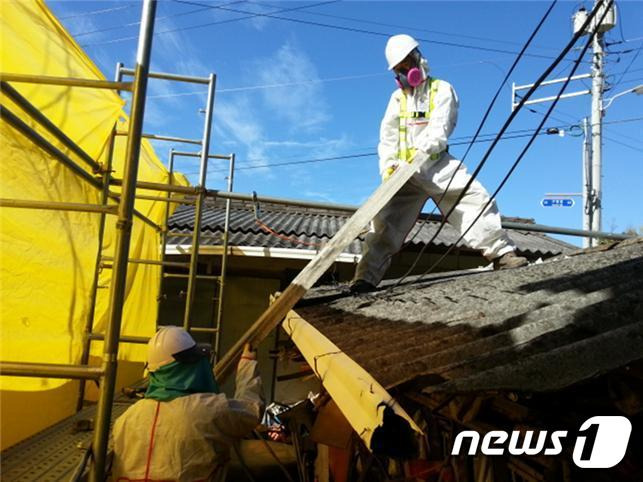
[[0, 0, 186, 394]]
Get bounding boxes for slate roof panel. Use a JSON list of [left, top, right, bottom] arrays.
[[293, 238, 643, 394]]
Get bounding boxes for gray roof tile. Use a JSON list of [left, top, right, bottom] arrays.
[[294, 238, 643, 394], [168, 200, 574, 257]]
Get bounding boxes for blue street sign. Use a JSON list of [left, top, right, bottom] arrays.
[[541, 198, 575, 208]]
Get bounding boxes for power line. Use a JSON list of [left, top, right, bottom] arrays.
[[170, 0, 579, 62], [147, 55, 543, 99], [603, 135, 643, 152], [146, 72, 387, 99], [180, 129, 558, 176], [249, 0, 563, 54], [82, 0, 338, 47], [613, 76, 643, 86], [72, 3, 228, 38], [603, 116, 643, 126], [523, 101, 643, 147], [608, 66, 643, 79], [59, 5, 132, 20], [606, 35, 643, 45], [175, 117, 641, 175]]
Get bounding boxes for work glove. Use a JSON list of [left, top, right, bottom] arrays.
[[381, 160, 399, 181], [240, 343, 257, 361]]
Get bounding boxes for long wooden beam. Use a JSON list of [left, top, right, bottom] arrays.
[[214, 158, 432, 381]]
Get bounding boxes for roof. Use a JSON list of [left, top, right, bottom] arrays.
[[167, 199, 575, 258], [291, 237, 643, 394]]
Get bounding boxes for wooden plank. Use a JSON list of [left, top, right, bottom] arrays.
[[214, 159, 433, 382]]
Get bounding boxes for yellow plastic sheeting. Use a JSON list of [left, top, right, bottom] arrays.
[[283, 310, 422, 451], [0, 0, 186, 393]]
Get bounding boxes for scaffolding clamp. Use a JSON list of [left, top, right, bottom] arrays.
[[116, 218, 133, 230], [94, 162, 115, 176]]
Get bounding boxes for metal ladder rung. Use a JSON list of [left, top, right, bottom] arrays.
[[189, 327, 219, 333], [163, 273, 220, 280]]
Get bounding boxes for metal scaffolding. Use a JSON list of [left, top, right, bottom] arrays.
[[0, 0, 234, 478]]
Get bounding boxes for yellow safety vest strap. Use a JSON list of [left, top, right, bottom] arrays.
[[398, 78, 443, 163]]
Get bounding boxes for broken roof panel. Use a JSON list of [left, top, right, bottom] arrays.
[[168, 201, 575, 257], [292, 238, 643, 394]]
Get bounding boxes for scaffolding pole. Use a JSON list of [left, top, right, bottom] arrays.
[[0, 199, 117, 214], [120, 67, 210, 85], [88, 333, 150, 345], [0, 73, 131, 91], [157, 148, 177, 323], [1, 80, 103, 174], [0, 362, 104, 380], [115, 131, 202, 146], [90, 1, 156, 479], [213, 153, 234, 363], [77, 63, 124, 413], [183, 74, 216, 331]]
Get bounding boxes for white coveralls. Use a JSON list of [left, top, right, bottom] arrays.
[[355, 75, 515, 286], [112, 359, 264, 482]]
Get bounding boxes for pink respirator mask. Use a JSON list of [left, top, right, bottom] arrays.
[[395, 67, 423, 90]]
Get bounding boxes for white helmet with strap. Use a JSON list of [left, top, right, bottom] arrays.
[[385, 34, 420, 70]]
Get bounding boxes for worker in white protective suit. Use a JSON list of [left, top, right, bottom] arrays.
[[112, 326, 264, 481], [351, 34, 528, 293]]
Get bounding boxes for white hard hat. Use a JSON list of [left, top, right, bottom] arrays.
[[385, 34, 419, 70], [147, 326, 197, 372]]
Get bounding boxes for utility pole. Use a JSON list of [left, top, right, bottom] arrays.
[[582, 117, 593, 247], [511, 1, 616, 248], [589, 0, 605, 245]]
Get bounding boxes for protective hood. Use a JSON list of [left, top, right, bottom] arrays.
[[145, 357, 220, 402], [419, 57, 430, 77]]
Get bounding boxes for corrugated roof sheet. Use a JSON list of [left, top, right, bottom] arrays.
[[292, 238, 643, 394], [167, 200, 574, 257]]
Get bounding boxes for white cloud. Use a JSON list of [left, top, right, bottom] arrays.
[[250, 42, 330, 131], [213, 97, 272, 174]]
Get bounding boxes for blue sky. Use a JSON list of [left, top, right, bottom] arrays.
[[49, 0, 643, 245]]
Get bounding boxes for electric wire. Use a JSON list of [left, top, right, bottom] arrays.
[[390, 0, 613, 289], [613, 76, 643, 87], [177, 116, 640, 176], [59, 5, 131, 20], [146, 72, 387, 99], [169, 0, 577, 61], [81, 1, 338, 47], [179, 129, 560, 176], [146, 55, 539, 99], [525, 103, 643, 148], [603, 135, 643, 152], [248, 0, 563, 53], [71, 3, 236, 37]]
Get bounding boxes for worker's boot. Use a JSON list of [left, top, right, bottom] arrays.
[[493, 251, 529, 270], [349, 279, 377, 294]]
